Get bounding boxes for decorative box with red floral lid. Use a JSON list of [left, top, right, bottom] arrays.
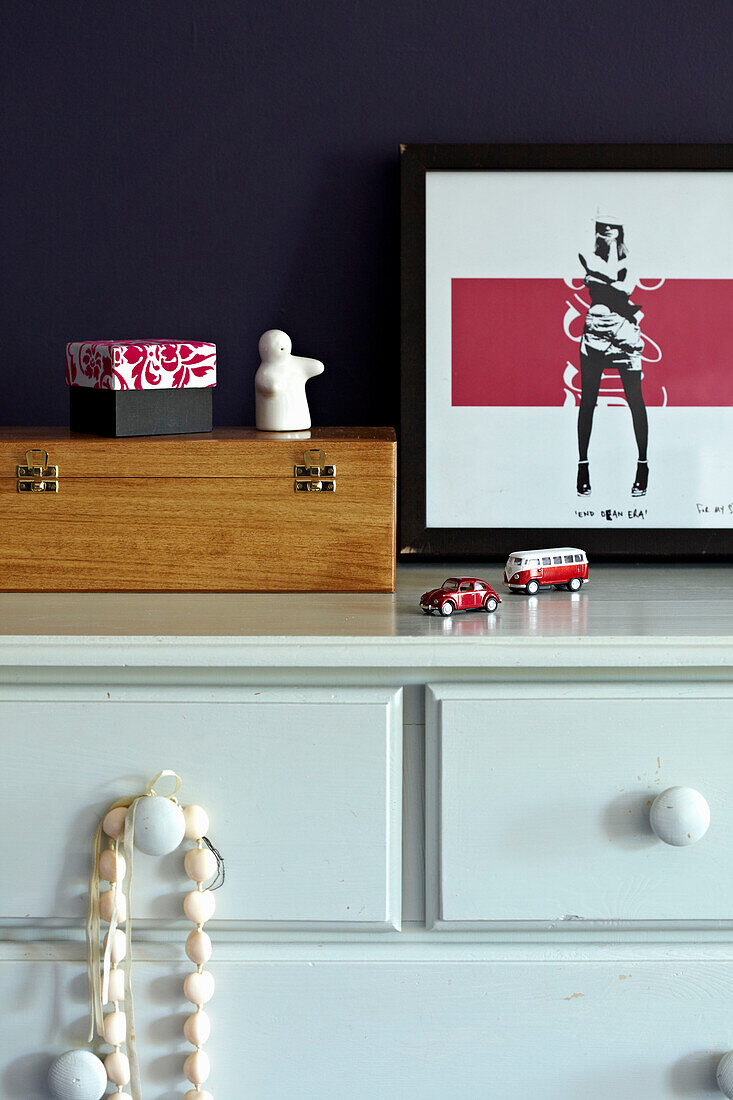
[[65, 340, 216, 436]]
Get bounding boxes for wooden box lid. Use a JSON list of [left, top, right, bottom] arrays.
[[0, 427, 396, 479]]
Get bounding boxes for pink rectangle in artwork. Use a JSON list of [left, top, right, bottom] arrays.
[[65, 341, 217, 391], [451, 278, 733, 408]]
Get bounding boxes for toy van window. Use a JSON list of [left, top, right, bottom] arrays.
[[574, 554, 583, 561], [529, 558, 539, 567], [564, 555, 573, 563], [442, 579, 459, 590], [553, 556, 562, 564], [542, 556, 551, 565]]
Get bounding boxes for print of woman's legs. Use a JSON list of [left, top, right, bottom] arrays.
[[619, 369, 648, 461], [576, 353, 603, 495], [577, 354, 604, 461], [619, 368, 649, 496]]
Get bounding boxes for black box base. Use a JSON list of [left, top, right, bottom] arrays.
[[69, 387, 213, 437]]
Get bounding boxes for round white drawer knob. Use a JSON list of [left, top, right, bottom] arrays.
[[718, 1051, 733, 1096], [650, 786, 710, 846], [48, 1050, 107, 1100]]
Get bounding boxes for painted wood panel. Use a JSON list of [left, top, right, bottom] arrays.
[[3, 957, 732, 1099], [0, 686, 402, 927], [427, 683, 733, 925]]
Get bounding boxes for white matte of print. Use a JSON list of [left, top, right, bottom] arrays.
[[425, 170, 733, 529]]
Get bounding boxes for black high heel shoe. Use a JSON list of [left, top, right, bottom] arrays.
[[577, 461, 591, 497], [632, 461, 648, 497]]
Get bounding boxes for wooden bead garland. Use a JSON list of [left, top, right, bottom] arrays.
[[48, 771, 221, 1100], [181, 803, 219, 1095]]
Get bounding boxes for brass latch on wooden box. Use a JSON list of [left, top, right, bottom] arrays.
[[294, 448, 336, 493], [17, 449, 59, 493]]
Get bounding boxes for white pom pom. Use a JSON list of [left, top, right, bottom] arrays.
[[184, 847, 217, 883], [186, 929, 212, 964], [103, 1010, 126, 1045], [102, 806, 128, 839], [103, 928, 126, 965], [106, 967, 125, 1003], [98, 849, 126, 883], [134, 796, 186, 856], [183, 804, 210, 840], [99, 889, 126, 924], [184, 889, 216, 924], [184, 1009, 211, 1046], [104, 1050, 130, 1085], [48, 1050, 107, 1100], [184, 1048, 211, 1084], [184, 969, 215, 1004]]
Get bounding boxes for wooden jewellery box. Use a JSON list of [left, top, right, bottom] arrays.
[[0, 427, 396, 591]]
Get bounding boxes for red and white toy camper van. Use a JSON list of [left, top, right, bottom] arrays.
[[503, 547, 588, 595]]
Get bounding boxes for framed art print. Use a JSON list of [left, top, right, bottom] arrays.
[[400, 144, 733, 559]]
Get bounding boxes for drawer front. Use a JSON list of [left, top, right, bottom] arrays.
[[427, 683, 733, 925], [3, 956, 732, 1098], [0, 686, 402, 927]]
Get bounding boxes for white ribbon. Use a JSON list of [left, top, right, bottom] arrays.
[[123, 796, 142, 1100], [86, 818, 104, 1043], [86, 794, 134, 1044], [146, 769, 182, 799]]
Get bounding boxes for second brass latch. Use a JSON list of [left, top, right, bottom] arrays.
[[17, 449, 59, 493], [294, 448, 336, 493]]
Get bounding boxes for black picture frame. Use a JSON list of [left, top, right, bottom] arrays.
[[400, 142, 733, 561]]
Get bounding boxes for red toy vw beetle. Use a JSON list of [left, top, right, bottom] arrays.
[[420, 577, 501, 616]]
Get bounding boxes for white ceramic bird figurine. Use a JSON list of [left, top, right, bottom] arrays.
[[255, 329, 324, 431]]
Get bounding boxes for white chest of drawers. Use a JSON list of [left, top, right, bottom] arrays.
[[1, 564, 732, 1098]]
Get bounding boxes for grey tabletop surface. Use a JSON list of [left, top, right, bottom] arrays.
[[0, 563, 730, 641]]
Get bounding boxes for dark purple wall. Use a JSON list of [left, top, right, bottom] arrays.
[[2, 0, 731, 427]]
